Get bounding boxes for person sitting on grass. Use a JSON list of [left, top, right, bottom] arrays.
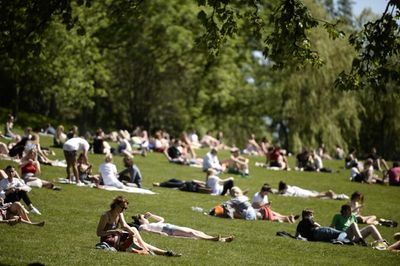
[[118, 155, 143, 188], [164, 139, 189, 165], [202, 148, 226, 174], [77, 154, 100, 187], [96, 195, 181, 256], [252, 184, 298, 223], [99, 154, 125, 189], [386, 162, 400, 186], [226, 147, 249, 176], [295, 208, 349, 244], [330, 204, 387, 247], [352, 159, 384, 184], [277, 181, 349, 200], [349, 191, 397, 227], [0, 197, 44, 226], [131, 212, 234, 242], [205, 168, 234, 196], [0, 167, 41, 215], [19, 149, 59, 190], [226, 187, 256, 220]]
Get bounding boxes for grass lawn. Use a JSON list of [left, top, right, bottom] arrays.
[[0, 134, 399, 265]]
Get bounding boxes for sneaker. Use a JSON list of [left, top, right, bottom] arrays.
[[29, 206, 42, 215], [76, 182, 85, 187], [332, 240, 344, 245], [354, 238, 368, 247], [52, 186, 62, 191], [165, 250, 182, 257]]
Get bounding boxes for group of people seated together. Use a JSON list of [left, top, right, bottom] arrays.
[[1, 114, 400, 258]]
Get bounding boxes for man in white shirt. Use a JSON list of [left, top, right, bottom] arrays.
[[99, 154, 125, 189], [0, 166, 40, 215], [63, 137, 90, 185], [202, 148, 225, 173]]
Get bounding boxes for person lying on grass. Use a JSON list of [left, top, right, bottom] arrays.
[[330, 204, 387, 247], [252, 184, 299, 223], [0, 197, 44, 226], [295, 208, 349, 244], [277, 181, 349, 200], [131, 212, 234, 242], [96, 195, 181, 256]]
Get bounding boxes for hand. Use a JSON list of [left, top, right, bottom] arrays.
[[144, 212, 151, 218]]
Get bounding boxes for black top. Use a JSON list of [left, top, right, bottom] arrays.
[[296, 217, 317, 240], [167, 146, 181, 159]]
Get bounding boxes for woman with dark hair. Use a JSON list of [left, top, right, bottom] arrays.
[[96, 196, 181, 256], [349, 191, 397, 227], [277, 181, 349, 200], [0, 197, 44, 226], [132, 212, 234, 242]]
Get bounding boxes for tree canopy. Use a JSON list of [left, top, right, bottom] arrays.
[[0, 0, 399, 158]]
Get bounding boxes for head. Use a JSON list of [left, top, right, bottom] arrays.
[[206, 168, 216, 176], [5, 165, 16, 178], [210, 148, 218, 155], [77, 153, 85, 164], [340, 204, 352, 217], [110, 196, 129, 212], [278, 181, 288, 193], [350, 191, 364, 203], [104, 153, 113, 163], [301, 208, 314, 219], [27, 149, 37, 159], [123, 156, 134, 167], [230, 186, 243, 198], [132, 213, 148, 227], [7, 114, 14, 122], [230, 147, 240, 156], [364, 158, 373, 167], [260, 184, 272, 195]]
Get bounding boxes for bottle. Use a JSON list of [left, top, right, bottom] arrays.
[[191, 206, 204, 212]]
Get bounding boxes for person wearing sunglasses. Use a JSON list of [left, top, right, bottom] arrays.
[[96, 195, 181, 256]]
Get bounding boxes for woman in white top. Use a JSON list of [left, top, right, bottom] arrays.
[[252, 184, 297, 223], [132, 212, 233, 242], [205, 168, 234, 195], [99, 154, 125, 189], [277, 181, 349, 200]]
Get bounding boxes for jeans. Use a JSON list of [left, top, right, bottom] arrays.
[[312, 227, 342, 242]]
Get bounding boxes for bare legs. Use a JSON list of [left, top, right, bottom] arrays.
[[346, 223, 383, 241], [6, 202, 45, 226]]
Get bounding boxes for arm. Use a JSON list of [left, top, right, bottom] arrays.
[[145, 212, 165, 223], [163, 148, 172, 161], [96, 213, 123, 237]]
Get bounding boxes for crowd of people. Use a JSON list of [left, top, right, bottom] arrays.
[[1, 115, 399, 258]]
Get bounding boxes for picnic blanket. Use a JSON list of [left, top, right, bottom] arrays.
[[57, 178, 156, 195]]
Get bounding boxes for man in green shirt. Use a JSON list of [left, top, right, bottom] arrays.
[[331, 204, 385, 246]]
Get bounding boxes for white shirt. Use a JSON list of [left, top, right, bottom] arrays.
[[252, 192, 269, 206], [283, 185, 318, 198], [63, 137, 90, 152], [140, 222, 164, 233], [206, 175, 223, 195], [99, 162, 124, 188], [0, 178, 27, 199], [202, 152, 222, 171]]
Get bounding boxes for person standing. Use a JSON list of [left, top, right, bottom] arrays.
[[63, 137, 90, 186]]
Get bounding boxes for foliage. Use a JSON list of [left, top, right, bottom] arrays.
[[336, 0, 400, 92]]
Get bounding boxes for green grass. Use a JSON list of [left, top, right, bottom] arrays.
[[0, 134, 399, 265]]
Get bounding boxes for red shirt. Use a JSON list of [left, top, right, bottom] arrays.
[[388, 167, 400, 185]]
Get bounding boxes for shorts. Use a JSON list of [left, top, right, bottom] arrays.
[[63, 150, 77, 165], [162, 224, 178, 235]]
